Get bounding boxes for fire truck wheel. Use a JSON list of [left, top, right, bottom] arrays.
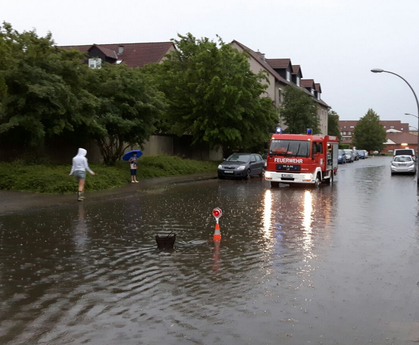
[[326, 173, 333, 184], [315, 174, 321, 187], [271, 182, 279, 188]]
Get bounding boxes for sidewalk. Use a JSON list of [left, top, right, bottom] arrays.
[[0, 172, 218, 216]]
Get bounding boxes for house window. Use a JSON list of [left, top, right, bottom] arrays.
[[296, 77, 300, 86], [350, 126, 354, 128], [311, 88, 314, 95], [286, 70, 291, 81], [317, 93, 321, 100], [348, 131, 351, 135], [383, 126, 386, 128], [401, 127, 404, 130], [390, 126, 394, 129], [88, 58, 102, 69], [343, 131, 347, 135], [278, 88, 283, 103], [344, 126, 346, 129]]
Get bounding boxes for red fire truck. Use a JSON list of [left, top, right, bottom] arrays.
[[264, 129, 339, 187]]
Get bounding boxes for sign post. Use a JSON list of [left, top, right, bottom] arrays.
[[212, 207, 222, 241]]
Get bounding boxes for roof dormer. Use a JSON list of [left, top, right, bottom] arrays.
[[266, 58, 293, 83]]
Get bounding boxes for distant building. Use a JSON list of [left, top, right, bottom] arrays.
[[339, 119, 417, 152]]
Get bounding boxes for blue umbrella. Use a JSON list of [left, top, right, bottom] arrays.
[[122, 150, 143, 161]]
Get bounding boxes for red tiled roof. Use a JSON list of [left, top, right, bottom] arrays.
[[386, 132, 418, 145], [94, 45, 118, 59], [234, 41, 330, 109], [59, 42, 175, 68], [301, 79, 315, 88], [315, 83, 322, 93], [231, 40, 290, 86], [266, 58, 291, 69], [292, 65, 301, 75]]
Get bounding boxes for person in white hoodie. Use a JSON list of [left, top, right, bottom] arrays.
[[69, 148, 96, 201]]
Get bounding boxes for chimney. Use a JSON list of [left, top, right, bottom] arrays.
[[257, 50, 265, 61]]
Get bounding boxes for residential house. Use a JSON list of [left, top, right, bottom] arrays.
[[231, 40, 330, 135], [60, 42, 176, 68], [300, 79, 329, 135], [59, 41, 223, 161]]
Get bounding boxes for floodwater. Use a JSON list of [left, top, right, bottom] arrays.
[[1, 156, 419, 345]]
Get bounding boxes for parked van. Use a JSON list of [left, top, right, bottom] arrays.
[[393, 148, 416, 160]]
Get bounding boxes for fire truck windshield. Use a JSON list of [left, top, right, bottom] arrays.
[[269, 140, 310, 157]]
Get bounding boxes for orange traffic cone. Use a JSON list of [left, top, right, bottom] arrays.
[[213, 222, 221, 241]]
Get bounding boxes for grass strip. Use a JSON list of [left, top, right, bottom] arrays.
[[0, 155, 219, 194]]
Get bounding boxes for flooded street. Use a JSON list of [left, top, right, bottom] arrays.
[[1, 156, 419, 345]]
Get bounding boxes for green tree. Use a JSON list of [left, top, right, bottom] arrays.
[[153, 33, 277, 151], [0, 22, 97, 151], [88, 64, 165, 165], [280, 85, 319, 134], [327, 109, 341, 140], [353, 109, 386, 151]]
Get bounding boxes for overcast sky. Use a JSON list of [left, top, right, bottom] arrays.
[[3, 0, 419, 128]]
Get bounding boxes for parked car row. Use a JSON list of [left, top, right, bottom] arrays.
[[338, 149, 369, 164]]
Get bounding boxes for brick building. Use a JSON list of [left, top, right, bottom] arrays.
[[339, 120, 418, 153]]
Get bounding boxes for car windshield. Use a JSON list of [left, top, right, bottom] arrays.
[[394, 156, 412, 162], [269, 140, 310, 157], [226, 154, 250, 162], [338, 150, 344, 155], [344, 150, 352, 155], [395, 150, 414, 156]]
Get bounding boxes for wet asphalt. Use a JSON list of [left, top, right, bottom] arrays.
[[1, 157, 419, 345]]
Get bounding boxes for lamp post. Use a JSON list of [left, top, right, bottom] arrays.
[[371, 68, 419, 187], [405, 112, 418, 118]]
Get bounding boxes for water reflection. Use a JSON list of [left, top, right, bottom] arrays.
[[302, 190, 313, 232], [302, 190, 313, 254], [262, 189, 272, 238], [73, 204, 89, 251]]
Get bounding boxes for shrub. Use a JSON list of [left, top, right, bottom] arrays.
[[0, 155, 219, 194]]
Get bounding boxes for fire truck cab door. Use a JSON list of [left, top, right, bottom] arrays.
[[312, 141, 325, 168]]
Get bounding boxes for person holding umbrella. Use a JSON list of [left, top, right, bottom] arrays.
[[122, 150, 143, 183]]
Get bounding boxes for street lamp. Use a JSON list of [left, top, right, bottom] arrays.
[[405, 112, 418, 119], [371, 68, 419, 187]]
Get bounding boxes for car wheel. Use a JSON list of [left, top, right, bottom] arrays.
[[245, 169, 251, 180], [271, 182, 279, 188]]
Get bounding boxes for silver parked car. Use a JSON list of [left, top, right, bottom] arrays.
[[391, 155, 416, 175], [343, 149, 355, 163]]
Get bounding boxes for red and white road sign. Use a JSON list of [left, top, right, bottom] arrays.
[[212, 207, 222, 219]]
